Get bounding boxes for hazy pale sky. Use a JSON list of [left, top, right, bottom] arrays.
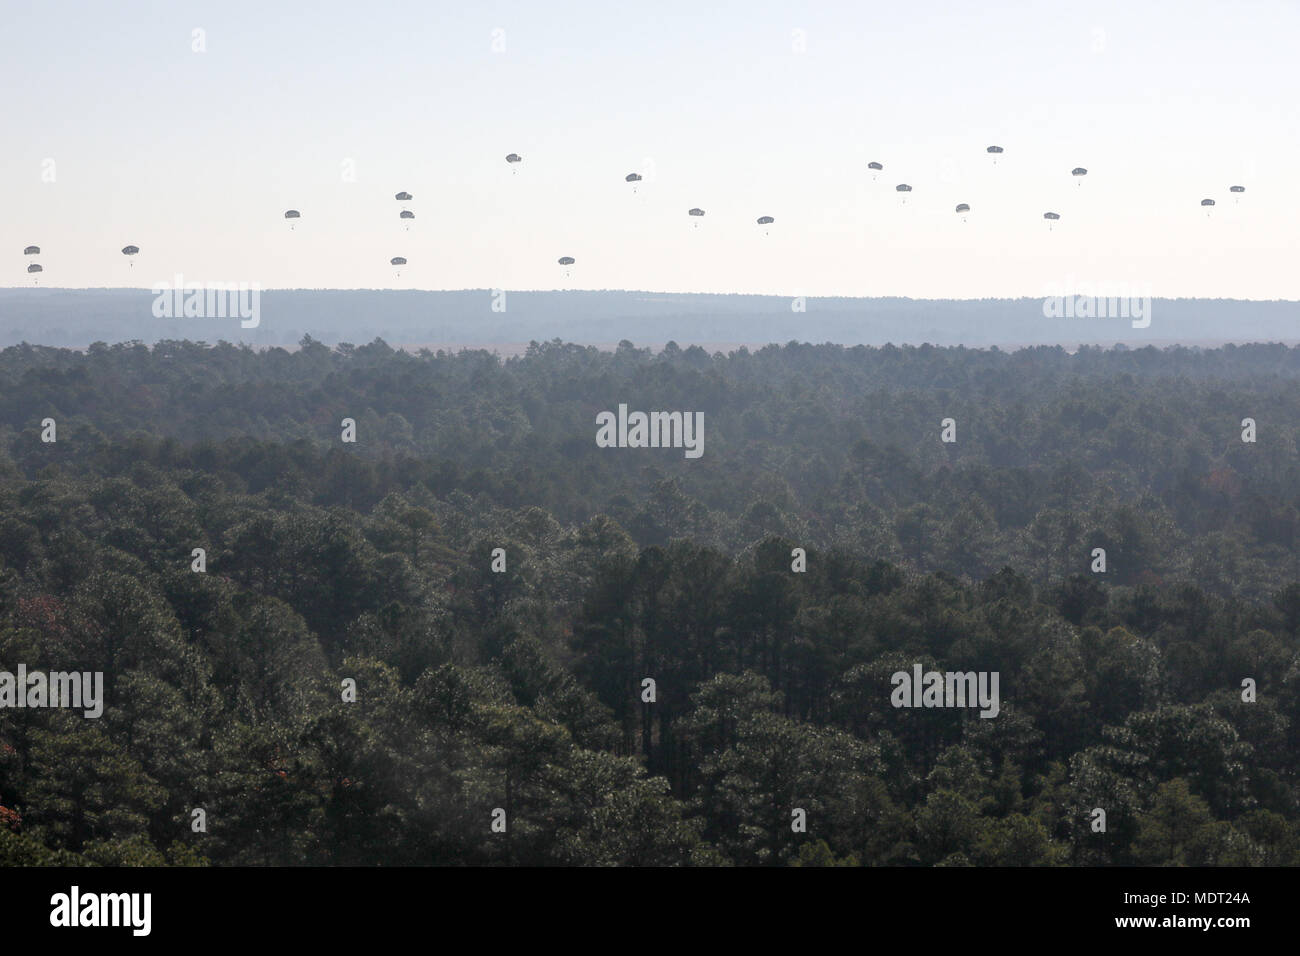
[[3, 0, 1297, 298]]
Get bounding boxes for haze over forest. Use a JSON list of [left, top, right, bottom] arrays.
[[1, 290, 1296, 350]]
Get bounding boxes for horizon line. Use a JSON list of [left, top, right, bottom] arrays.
[[2, 287, 1298, 304]]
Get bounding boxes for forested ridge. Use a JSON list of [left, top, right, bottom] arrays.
[[3, 290, 1297, 349], [1, 336, 1298, 866]]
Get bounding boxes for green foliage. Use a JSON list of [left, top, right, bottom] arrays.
[[0, 340, 1298, 865]]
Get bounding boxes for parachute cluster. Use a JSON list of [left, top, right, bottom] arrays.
[[15, 242, 140, 281], [854, 145, 1250, 232], [388, 192, 415, 268], [395, 192, 414, 229], [17, 143, 1255, 284], [1203, 186, 1246, 214], [23, 246, 40, 283]]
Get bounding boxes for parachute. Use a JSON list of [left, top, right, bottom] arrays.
[[896, 183, 912, 204], [1201, 198, 1216, 217], [395, 192, 413, 201], [955, 203, 970, 221], [557, 256, 575, 265], [1043, 211, 1060, 231], [987, 145, 1003, 165], [625, 173, 642, 182], [868, 161, 883, 180], [23, 246, 39, 256], [1072, 167, 1087, 185], [27, 264, 42, 273], [505, 154, 521, 163], [400, 210, 415, 219], [284, 209, 300, 231], [1229, 185, 1245, 193], [757, 216, 774, 224], [122, 245, 139, 267], [688, 208, 705, 216], [390, 257, 407, 265]]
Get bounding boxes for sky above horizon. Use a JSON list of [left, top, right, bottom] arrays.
[[2, 0, 1297, 299]]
